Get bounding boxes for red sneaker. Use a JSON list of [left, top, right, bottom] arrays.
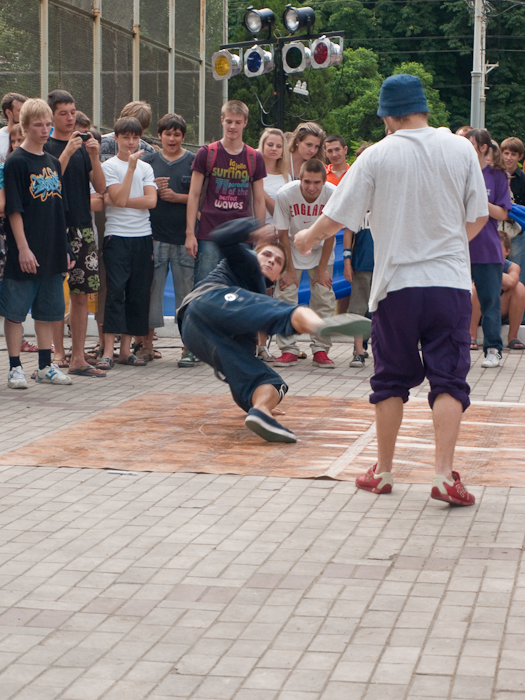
[[355, 464, 393, 494], [312, 351, 335, 368], [274, 352, 298, 367], [431, 471, 475, 506]]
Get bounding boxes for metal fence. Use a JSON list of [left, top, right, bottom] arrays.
[[0, 0, 227, 148]]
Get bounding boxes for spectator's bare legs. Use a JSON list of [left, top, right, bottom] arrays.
[[4, 319, 23, 359], [433, 394, 462, 480], [354, 336, 365, 355], [52, 320, 67, 363], [336, 297, 350, 314], [34, 321, 54, 354], [501, 281, 525, 343], [142, 329, 155, 353], [375, 397, 403, 473], [104, 332, 133, 362], [69, 293, 104, 374], [470, 284, 481, 342]]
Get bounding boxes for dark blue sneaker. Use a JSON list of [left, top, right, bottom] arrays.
[[245, 408, 297, 443]]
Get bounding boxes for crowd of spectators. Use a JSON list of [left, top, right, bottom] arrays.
[[0, 87, 522, 390]]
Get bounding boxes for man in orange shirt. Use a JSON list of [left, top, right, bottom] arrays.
[[326, 135, 350, 185]]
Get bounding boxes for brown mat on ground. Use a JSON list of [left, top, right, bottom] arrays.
[[0, 393, 524, 486]]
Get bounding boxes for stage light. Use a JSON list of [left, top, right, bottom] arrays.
[[211, 50, 242, 81], [243, 7, 275, 36], [282, 5, 315, 34], [282, 41, 311, 74], [244, 45, 274, 78], [310, 36, 343, 69]]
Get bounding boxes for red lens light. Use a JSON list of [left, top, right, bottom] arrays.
[[314, 42, 328, 64]]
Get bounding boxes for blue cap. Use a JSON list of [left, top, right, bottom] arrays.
[[377, 74, 429, 118]]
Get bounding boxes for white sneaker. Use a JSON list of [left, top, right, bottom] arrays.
[[7, 366, 28, 389], [481, 348, 501, 368], [35, 364, 73, 385]]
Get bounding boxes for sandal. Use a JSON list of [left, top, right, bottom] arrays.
[[117, 353, 147, 366], [257, 346, 275, 362], [297, 351, 307, 359], [68, 365, 106, 378], [508, 338, 525, 350], [52, 357, 70, 368], [85, 343, 102, 359], [20, 340, 38, 353], [470, 338, 479, 351], [96, 357, 114, 370]]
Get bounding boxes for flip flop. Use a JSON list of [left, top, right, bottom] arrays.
[[68, 365, 106, 378], [52, 357, 70, 368], [508, 338, 525, 350]]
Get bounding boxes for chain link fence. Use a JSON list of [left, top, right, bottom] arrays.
[[0, 0, 226, 147]]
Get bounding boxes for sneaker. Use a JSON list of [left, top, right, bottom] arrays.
[[245, 408, 297, 443], [355, 464, 394, 494], [178, 351, 196, 368], [318, 313, 372, 339], [312, 351, 335, 368], [431, 471, 475, 506], [7, 366, 28, 390], [350, 353, 365, 368], [274, 352, 298, 367], [481, 348, 501, 368], [35, 364, 73, 385]]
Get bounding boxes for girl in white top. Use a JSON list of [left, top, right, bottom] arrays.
[[288, 122, 326, 180], [258, 128, 291, 223], [256, 128, 291, 361]]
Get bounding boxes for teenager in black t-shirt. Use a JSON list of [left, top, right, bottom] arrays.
[[141, 113, 195, 365], [0, 99, 75, 389], [44, 89, 107, 378]]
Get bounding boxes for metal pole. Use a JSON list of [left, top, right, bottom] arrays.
[[470, 0, 483, 128], [276, 45, 285, 131], [133, 0, 140, 101], [93, 0, 102, 128], [40, 0, 49, 98], [199, 0, 206, 144], [223, 0, 228, 104], [480, 12, 487, 128], [168, 0, 175, 113]]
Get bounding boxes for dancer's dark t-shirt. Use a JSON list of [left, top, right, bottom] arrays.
[[177, 218, 267, 326]]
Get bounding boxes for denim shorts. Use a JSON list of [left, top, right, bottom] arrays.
[[0, 274, 65, 322]]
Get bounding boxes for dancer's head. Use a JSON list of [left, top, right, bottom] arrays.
[[255, 242, 286, 282], [377, 74, 429, 133]]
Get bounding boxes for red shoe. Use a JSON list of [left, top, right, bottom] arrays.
[[312, 351, 335, 368], [431, 471, 475, 506], [274, 352, 298, 367], [356, 464, 393, 494]]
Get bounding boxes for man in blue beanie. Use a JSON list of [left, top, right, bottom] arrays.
[[294, 74, 489, 506]]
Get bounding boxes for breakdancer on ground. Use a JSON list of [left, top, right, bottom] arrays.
[[177, 217, 371, 443]]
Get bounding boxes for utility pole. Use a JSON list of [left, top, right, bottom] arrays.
[[470, 0, 498, 128]]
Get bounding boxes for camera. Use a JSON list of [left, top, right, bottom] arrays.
[[79, 133, 91, 142]]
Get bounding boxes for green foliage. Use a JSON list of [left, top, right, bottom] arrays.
[[228, 0, 525, 148]]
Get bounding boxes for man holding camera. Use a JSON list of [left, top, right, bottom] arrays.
[[44, 89, 106, 377]]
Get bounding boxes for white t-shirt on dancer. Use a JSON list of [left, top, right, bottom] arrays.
[[102, 156, 156, 237], [323, 126, 489, 312], [274, 179, 337, 269]]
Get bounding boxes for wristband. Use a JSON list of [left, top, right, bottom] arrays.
[[343, 249, 352, 259]]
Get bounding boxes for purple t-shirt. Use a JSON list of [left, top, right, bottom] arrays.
[[191, 142, 266, 241], [469, 165, 511, 264]]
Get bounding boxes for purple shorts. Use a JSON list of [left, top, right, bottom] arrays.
[[370, 287, 471, 411]]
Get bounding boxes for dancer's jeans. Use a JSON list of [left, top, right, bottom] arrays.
[[471, 263, 503, 354], [181, 287, 297, 412]]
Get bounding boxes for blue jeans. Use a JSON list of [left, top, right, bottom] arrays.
[[149, 241, 195, 328], [193, 240, 223, 284], [471, 263, 503, 354], [181, 287, 297, 412]]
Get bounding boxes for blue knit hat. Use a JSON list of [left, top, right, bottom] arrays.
[[377, 74, 429, 118]]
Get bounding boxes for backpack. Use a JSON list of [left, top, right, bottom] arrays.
[[198, 141, 258, 214]]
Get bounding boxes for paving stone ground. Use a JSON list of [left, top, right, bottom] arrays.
[[0, 336, 524, 700]]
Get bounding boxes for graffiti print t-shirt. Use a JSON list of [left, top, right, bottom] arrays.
[[3, 147, 69, 280], [191, 142, 266, 241]]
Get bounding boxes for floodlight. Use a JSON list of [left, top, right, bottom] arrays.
[[310, 36, 343, 69], [244, 45, 274, 77], [211, 50, 242, 81], [282, 5, 315, 34], [282, 41, 311, 73], [243, 7, 275, 36]]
